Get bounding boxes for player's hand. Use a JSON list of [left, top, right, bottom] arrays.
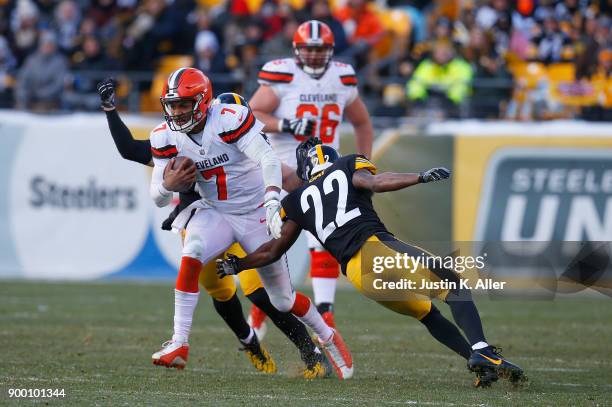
[[162, 158, 197, 192], [264, 191, 283, 239], [419, 167, 451, 183], [97, 77, 117, 110], [216, 254, 240, 278], [280, 118, 316, 138], [295, 137, 322, 180]]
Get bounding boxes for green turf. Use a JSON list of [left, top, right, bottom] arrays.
[[1, 281, 611, 406]]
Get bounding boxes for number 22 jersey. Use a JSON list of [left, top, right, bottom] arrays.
[[280, 155, 389, 269]]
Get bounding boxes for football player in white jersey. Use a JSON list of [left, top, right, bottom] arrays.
[[149, 67, 353, 379], [248, 19, 374, 333]]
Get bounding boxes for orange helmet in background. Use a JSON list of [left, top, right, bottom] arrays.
[[160, 67, 213, 133], [293, 20, 335, 78]]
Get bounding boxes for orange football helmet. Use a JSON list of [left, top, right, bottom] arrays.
[[160, 67, 213, 133], [293, 20, 335, 78]]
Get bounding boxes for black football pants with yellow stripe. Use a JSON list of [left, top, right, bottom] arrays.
[[346, 234, 487, 360]]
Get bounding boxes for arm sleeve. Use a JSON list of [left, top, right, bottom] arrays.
[[105, 110, 152, 165], [150, 161, 173, 207], [239, 132, 282, 190]]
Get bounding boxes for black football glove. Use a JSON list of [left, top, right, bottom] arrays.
[[280, 117, 316, 138], [216, 254, 241, 278], [295, 137, 322, 180], [419, 167, 451, 183], [97, 78, 116, 110]]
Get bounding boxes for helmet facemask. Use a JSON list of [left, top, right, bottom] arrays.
[[161, 93, 205, 133], [294, 44, 334, 79]]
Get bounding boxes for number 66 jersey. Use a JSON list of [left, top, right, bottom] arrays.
[[280, 154, 388, 269], [258, 58, 358, 168]]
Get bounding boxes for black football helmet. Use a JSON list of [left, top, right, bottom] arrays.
[[301, 144, 340, 180], [212, 92, 249, 108]]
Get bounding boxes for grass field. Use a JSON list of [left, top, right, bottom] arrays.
[[1, 281, 611, 406]]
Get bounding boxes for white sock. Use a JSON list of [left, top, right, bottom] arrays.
[[297, 302, 334, 343], [172, 289, 199, 343], [312, 277, 337, 306], [472, 341, 489, 350]]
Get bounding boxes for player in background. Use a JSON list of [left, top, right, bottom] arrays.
[[248, 19, 374, 334], [217, 144, 525, 388], [146, 67, 353, 379], [97, 79, 332, 378]]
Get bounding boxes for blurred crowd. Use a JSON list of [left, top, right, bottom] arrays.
[[0, 0, 610, 120]]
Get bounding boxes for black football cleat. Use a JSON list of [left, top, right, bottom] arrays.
[[302, 350, 332, 379], [239, 334, 276, 374], [468, 346, 526, 385]]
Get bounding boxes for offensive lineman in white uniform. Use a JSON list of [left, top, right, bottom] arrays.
[[249, 20, 374, 332], [149, 67, 353, 379]]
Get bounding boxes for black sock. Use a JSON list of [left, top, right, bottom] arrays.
[[247, 288, 318, 359], [316, 302, 333, 315], [213, 293, 251, 342], [420, 305, 471, 359], [445, 290, 486, 346]]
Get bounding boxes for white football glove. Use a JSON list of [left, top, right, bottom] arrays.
[[264, 191, 283, 239]]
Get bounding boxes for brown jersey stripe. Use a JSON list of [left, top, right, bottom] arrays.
[[219, 110, 256, 143], [258, 70, 294, 83], [151, 145, 178, 158]]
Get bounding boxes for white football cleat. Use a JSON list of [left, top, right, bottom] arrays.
[[152, 340, 189, 370], [320, 329, 353, 380]]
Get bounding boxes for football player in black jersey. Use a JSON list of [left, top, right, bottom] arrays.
[[217, 143, 525, 387]]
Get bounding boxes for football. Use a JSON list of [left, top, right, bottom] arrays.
[[164, 156, 196, 192]]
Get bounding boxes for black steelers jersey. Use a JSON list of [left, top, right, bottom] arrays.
[[281, 154, 389, 271]]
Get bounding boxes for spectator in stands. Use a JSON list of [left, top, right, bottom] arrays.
[[259, 17, 298, 58], [406, 40, 473, 118], [463, 27, 512, 118], [475, 0, 510, 31], [64, 34, 118, 110], [531, 13, 573, 63], [9, 0, 41, 65], [15, 31, 68, 111], [303, 0, 349, 55], [335, 0, 384, 65], [193, 30, 227, 75], [0, 35, 17, 108], [52, 0, 81, 56]]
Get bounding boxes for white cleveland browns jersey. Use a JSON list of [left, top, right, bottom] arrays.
[[150, 103, 266, 214], [258, 58, 358, 168]]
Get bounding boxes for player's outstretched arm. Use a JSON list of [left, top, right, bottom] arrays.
[[216, 220, 302, 276], [352, 167, 451, 193], [97, 78, 153, 166], [345, 96, 374, 159], [250, 85, 282, 133]]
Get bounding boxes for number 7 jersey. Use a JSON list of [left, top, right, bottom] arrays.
[[258, 58, 359, 168], [280, 155, 388, 269]]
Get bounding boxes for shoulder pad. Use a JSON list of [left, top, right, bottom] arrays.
[[149, 123, 178, 159], [332, 61, 358, 86], [212, 104, 257, 144], [258, 58, 295, 84]]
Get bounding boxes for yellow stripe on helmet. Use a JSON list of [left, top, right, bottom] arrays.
[[233, 93, 241, 105], [316, 144, 324, 164]]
